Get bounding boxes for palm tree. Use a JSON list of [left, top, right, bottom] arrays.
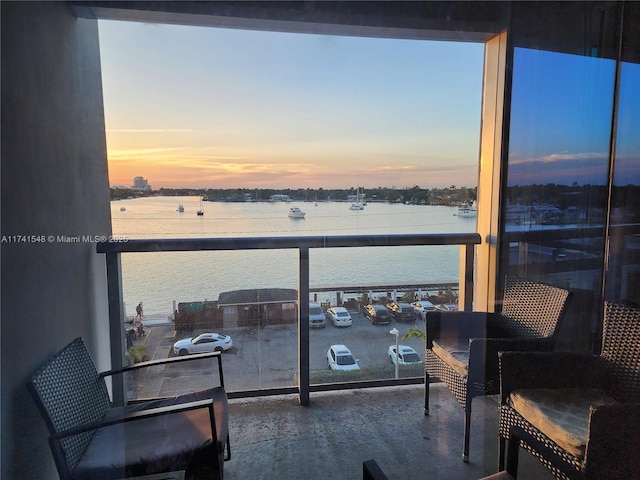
[[402, 326, 425, 343]]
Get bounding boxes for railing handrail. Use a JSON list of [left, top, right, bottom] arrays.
[[97, 232, 482, 253]]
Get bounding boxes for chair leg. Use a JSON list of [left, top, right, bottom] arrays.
[[462, 401, 471, 462], [498, 436, 506, 471], [225, 432, 231, 461], [424, 371, 430, 415], [505, 432, 520, 479]]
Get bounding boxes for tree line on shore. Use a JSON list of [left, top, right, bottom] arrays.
[[111, 185, 477, 206]]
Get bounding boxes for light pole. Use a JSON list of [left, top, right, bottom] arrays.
[[390, 327, 399, 379]]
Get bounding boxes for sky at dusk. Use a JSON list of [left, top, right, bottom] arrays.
[[507, 48, 640, 187], [98, 20, 484, 190]]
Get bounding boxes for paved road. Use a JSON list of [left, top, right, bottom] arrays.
[[134, 311, 425, 396]]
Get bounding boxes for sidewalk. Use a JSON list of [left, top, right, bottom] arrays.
[[127, 322, 178, 400]]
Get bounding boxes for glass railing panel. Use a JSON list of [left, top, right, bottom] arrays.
[[308, 245, 460, 386], [120, 249, 300, 395]]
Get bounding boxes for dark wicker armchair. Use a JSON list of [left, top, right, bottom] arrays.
[[498, 301, 640, 480], [425, 275, 572, 461], [27, 337, 230, 480]]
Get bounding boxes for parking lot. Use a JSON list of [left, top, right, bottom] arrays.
[[141, 310, 425, 394]]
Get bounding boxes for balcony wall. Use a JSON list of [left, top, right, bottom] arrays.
[[1, 3, 111, 479]]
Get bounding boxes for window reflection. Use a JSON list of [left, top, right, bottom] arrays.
[[506, 48, 615, 233], [606, 62, 640, 305], [502, 47, 616, 352]]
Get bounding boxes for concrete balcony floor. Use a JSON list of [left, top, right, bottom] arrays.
[[224, 383, 555, 480]]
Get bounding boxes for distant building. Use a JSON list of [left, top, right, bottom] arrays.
[[269, 194, 290, 202], [218, 288, 298, 328], [132, 176, 152, 191]]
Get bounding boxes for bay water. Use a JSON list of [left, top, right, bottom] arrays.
[[111, 196, 476, 316]]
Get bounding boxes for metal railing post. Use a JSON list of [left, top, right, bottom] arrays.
[[462, 243, 475, 311], [298, 246, 310, 405], [105, 251, 126, 405]]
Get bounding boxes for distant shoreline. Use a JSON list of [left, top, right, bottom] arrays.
[[110, 186, 477, 207]]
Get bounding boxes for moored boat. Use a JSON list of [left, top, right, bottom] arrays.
[[349, 187, 366, 210], [456, 201, 477, 217], [288, 206, 306, 218]]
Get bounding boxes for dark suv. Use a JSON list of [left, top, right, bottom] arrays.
[[385, 301, 416, 323], [363, 304, 392, 325]]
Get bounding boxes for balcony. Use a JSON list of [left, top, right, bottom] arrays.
[[224, 384, 554, 480], [122, 321, 554, 479], [95, 232, 560, 479]]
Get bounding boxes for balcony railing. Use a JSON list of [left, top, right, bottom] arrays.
[[98, 232, 481, 406]]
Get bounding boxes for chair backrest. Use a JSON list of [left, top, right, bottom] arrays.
[[500, 275, 572, 339], [601, 301, 640, 402], [26, 337, 111, 474]]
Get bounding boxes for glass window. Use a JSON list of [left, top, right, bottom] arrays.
[[605, 19, 640, 306], [502, 47, 616, 351]]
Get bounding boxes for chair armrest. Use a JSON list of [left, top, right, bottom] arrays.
[[467, 337, 554, 384], [585, 403, 640, 478], [425, 311, 503, 346], [499, 352, 606, 403], [51, 398, 216, 441], [101, 351, 225, 388]]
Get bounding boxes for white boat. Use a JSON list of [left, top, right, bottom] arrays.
[[288, 207, 306, 218], [457, 201, 477, 217], [349, 187, 366, 210], [177, 204, 184, 212]]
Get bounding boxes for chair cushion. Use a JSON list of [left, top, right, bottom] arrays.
[[509, 388, 618, 459], [432, 339, 469, 377], [73, 388, 228, 480]]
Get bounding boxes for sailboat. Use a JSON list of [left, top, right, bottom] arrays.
[[349, 187, 365, 210], [196, 197, 204, 216]]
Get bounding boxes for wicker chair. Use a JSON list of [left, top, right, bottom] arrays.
[[27, 337, 230, 480], [424, 275, 572, 461], [498, 301, 640, 479]]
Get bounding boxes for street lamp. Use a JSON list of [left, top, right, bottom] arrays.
[[389, 327, 399, 379]]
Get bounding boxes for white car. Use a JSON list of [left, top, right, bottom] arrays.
[[173, 332, 233, 356], [327, 344, 360, 371], [326, 306, 352, 327], [411, 300, 437, 320], [388, 345, 422, 365], [436, 303, 458, 312]]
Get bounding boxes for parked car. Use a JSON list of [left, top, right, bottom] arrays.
[[385, 301, 416, 323], [388, 345, 422, 365], [435, 303, 458, 312], [327, 344, 360, 371], [363, 304, 392, 325], [309, 302, 327, 328], [411, 299, 437, 320], [173, 332, 233, 355], [326, 306, 352, 327]]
